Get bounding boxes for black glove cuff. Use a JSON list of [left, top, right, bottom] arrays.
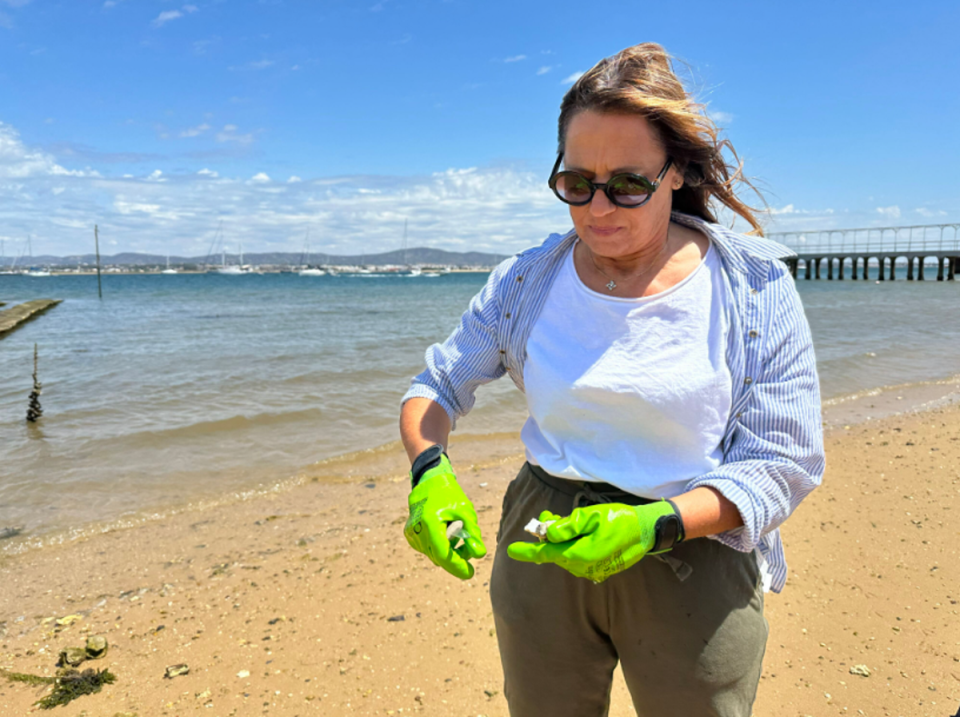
[[410, 444, 446, 488], [652, 498, 686, 553]]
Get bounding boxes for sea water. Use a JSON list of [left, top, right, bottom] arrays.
[[1, 269, 959, 548]]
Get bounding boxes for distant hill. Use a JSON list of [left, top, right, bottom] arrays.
[[0, 247, 514, 268]]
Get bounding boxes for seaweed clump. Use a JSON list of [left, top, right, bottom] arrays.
[[1, 666, 116, 709]]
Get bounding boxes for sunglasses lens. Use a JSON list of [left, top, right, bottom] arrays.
[[553, 173, 593, 204], [607, 175, 652, 206]]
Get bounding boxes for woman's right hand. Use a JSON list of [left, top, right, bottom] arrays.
[[403, 455, 487, 579]]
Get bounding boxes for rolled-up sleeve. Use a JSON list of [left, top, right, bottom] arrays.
[[402, 260, 514, 429], [685, 276, 825, 554]]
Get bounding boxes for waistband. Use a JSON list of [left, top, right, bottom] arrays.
[[526, 462, 657, 508]]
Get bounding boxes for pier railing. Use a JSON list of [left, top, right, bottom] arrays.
[[767, 222, 960, 255], [765, 222, 960, 281]]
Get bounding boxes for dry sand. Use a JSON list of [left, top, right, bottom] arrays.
[[1, 406, 959, 716]]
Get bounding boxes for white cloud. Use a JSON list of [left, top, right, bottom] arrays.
[[561, 71, 584, 85], [248, 59, 274, 70], [183, 4, 198, 12], [287, 176, 302, 183], [0, 122, 91, 178], [916, 207, 947, 218], [770, 204, 798, 215], [0, 119, 575, 258], [152, 10, 182, 27], [503, 55, 526, 63], [179, 123, 210, 138], [876, 205, 901, 220], [0, 0, 33, 7], [216, 125, 255, 145], [708, 109, 734, 125], [0, 12, 13, 29], [536, 66, 552, 76]]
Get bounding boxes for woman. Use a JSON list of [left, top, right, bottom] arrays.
[[399, 42, 824, 717]]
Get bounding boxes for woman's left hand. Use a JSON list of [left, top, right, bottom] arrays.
[[507, 501, 679, 583]]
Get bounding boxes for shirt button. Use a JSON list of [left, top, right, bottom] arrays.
[[516, 276, 524, 283], [748, 330, 759, 338], [736, 412, 743, 418], [505, 312, 512, 319], [744, 377, 753, 385], [750, 288, 758, 295]]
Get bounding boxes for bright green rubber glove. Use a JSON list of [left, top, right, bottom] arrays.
[[507, 500, 680, 583], [403, 455, 487, 580]]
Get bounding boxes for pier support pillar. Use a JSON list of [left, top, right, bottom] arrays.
[[827, 258, 834, 280], [949, 257, 956, 281], [938, 257, 945, 281], [851, 257, 858, 280], [878, 257, 885, 281], [863, 258, 869, 280], [918, 259, 925, 281], [815, 258, 822, 280], [907, 257, 915, 280], [838, 258, 845, 280], [805, 260, 812, 280], [889, 258, 896, 280]]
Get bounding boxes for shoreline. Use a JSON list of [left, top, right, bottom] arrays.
[[2, 394, 959, 715], [4, 371, 960, 561]]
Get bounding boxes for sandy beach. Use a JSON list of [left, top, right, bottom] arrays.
[[2, 403, 959, 717]]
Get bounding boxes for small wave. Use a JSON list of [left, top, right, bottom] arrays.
[[822, 373, 960, 408]]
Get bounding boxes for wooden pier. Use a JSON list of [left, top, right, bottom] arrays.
[[0, 299, 62, 338], [768, 222, 960, 281]]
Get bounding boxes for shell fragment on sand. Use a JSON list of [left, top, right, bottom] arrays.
[[164, 664, 190, 679]]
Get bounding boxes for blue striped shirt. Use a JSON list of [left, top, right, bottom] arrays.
[[404, 212, 825, 593]]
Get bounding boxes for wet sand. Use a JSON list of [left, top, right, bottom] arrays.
[[1, 403, 959, 716]]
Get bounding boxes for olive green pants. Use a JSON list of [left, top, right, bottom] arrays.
[[490, 463, 768, 717]]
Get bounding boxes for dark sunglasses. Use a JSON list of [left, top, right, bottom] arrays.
[[548, 153, 673, 208]]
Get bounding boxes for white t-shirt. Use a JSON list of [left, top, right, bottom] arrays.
[[521, 239, 733, 498]]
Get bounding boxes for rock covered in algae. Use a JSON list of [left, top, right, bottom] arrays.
[[85, 635, 108, 659], [57, 647, 87, 667]]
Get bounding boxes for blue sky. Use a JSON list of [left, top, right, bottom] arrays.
[[1, 0, 958, 258]]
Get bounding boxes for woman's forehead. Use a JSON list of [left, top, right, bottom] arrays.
[[564, 111, 664, 173]]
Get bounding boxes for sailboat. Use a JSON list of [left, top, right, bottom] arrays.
[[398, 219, 421, 276], [298, 230, 325, 276], [24, 236, 51, 276], [161, 252, 178, 274], [0, 238, 18, 275]]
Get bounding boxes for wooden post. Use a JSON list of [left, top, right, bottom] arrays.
[[937, 257, 945, 281], [851, 256, 858, 280], [95, 225, 103, 300], [863, 257, 869, 280], [804, 260, 811, 280], [907, 257, 914, 281], [889, 257, 896, 281], [878, 257, 885, 281], [918, 258, 925, 281]]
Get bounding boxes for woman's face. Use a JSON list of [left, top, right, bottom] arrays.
[[562, 110, 680, 260]]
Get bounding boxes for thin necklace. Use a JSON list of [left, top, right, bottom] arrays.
[[585, 233, 673, 292]]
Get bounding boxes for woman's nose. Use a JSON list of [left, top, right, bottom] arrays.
[[589, 188, 616, 217]]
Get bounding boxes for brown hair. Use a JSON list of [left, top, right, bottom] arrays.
[[558, 43, 765, 235]]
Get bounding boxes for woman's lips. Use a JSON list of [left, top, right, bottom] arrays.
[[589, 225, 622, 237]]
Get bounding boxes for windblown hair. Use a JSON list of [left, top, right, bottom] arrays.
[[558, 43, 765, 235]]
